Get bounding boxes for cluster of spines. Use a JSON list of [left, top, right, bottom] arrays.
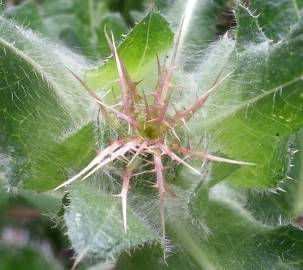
[[55, 23, 254, 242]]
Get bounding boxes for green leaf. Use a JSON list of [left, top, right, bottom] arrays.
[[85, 11, 174, 90], [117, 184, 303, 269], [190, 4, 303, 188], [245, 129, 303, 225], [64, 181, 157, 260], [235, 4, 267, 48], [116, 244, 200, 270], [249, 0, 303, 41], [0, 17, 97, 191]]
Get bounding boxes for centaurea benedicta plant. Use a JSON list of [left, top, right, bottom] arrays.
[[54, 24, 254, 238]]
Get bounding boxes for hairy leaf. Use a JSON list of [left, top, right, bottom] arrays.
[[245, 130, 303, 226], [189, 4, 303, 188], [0, 17, 97, 191], [117, 184, 303, 269], [65, 181, 157, 260], [250, 0, 303, 41]]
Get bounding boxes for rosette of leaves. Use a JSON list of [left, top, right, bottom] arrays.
[[1, 0, 303, 269]]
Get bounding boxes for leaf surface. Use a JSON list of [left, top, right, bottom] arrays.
[[0, 17, 97, 191], [116, 184, 303, 269], [65, 181, 157, 260], [190, 4, 303, 188]]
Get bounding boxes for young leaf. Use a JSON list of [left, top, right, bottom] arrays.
[[85, 11, 174, 90]]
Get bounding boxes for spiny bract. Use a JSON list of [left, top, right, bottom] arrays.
[[55, 23, 254, 238]]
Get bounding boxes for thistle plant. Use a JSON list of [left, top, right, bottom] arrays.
[[3, 0, 303, 269], [55, 26, 253, 237]]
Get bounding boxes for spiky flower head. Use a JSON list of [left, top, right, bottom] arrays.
[[55, 23, 254, 240]]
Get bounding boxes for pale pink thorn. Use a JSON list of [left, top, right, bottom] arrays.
[[66, 67, 110, 118], [64, 72, 132, 126], [154, 153, 166, 240], [181, 118, 191, 131], [110, 32, 133, 114], [155, 96, 171, 125], [154, 154, 165, 196], [104, 25, 115, 52], [152, 61, 176, 125], [105, 27, 141, 104], [176, 147, 255, 166], [146, 118, 158, 123], [126, 77, 142, 103], [151, 16, 184, 108], [115, 170, 131, 233], [105, 28, 134, 110], [171, 102, 178, 113], [54, 140, 124, 190], [168, 126, 181, 144], [155, 70, 174, 106], [158, 144, 202, 176], [156, 54, 162, 76], [112, 102, 123, 108], [132, 169, 155, 177], [82, 140, 140, 180], [100, 88, 114, 100], [153, 58, 175, 114], [170, 71, 233, 124], [71, 247, 88, 270], [142, 90, 152, 120], [66, 67, 100, 102], [170, 16, 185, 67], [203, 153, 255, 166], [155, 54, 165, 90]]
